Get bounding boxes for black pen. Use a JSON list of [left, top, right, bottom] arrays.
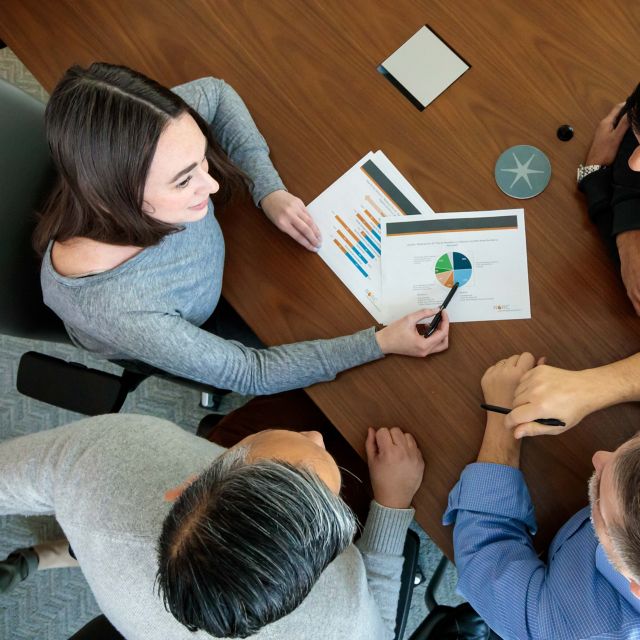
[[480, 403, 566, 427], [420, 282, 459, 338]]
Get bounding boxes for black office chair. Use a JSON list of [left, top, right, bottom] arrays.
[[68, 615, 124, 640], [396, 529, 423, 640], [0, 77, 230, 414], [408, 555, 502, 640]]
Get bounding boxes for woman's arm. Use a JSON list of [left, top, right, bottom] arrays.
[[173, 77, 323, 250], [173, 77, 283, 205]]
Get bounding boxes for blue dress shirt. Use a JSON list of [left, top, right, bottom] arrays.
[[443, 463, 640, 639]]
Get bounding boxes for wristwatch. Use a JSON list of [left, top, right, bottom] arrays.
[[577, 164, 605, 184]]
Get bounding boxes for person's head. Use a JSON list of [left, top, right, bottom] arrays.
[[589, 433, 640, 597], [623, 83, 640, 137], [33, 62, 249, 254], [156, 429, 355, 638], [619, 83, 640, 171]]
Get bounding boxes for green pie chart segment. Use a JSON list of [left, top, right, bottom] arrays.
[[435, 252, 472, 288]]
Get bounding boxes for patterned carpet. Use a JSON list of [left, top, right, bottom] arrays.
[[0, 48, 462, 639]]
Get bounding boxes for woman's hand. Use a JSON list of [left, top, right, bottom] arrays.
[[261, 190, 322, 251], [375, 309, 449, 357]]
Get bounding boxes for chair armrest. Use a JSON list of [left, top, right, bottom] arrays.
[[17, 351, 133, 415]]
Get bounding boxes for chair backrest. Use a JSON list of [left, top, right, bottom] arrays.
[[68, 614, 124, 640], [0, 78, 68, 341]]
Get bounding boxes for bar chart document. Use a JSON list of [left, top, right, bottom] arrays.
[[308, 151, 434, 322], [380, 210, 530, 323]]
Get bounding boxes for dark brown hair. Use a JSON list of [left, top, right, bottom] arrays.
[[33, 63, 249, 254]]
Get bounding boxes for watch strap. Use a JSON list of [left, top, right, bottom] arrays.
[[577, 164, 605, 184]]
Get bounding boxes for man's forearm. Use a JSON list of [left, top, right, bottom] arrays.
[[477, 416, 521, 468], [584, 352, 640, 411]]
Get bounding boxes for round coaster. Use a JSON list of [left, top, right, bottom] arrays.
[[494, 144, 551, 199]]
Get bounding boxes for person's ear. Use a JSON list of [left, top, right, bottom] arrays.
[[628, 146, 640, 172], [629, 580, 640, 599], [163, 474, 197, 502]]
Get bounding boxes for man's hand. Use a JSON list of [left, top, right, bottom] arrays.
[[260, 190, 322, 251], [584, 102, 629, 166], [481, 352, 539, 408], [365, 427, 425, 509], [506, 364, 602, 438], [375, 309, 449, 357], [617, 230, 640, 315], [477, 353, 539, 467]]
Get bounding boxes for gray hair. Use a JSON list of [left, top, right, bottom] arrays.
[[156, 446, 356, 638], [609, 440, 640, 583]]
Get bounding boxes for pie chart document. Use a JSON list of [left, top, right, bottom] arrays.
[[380, 210, 530, 324]]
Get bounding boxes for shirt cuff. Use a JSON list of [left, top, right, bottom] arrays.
[[578, 165, 611, 194], [358, 500, 415, 555], [252, 177, 287, 208], [442, 463, 537, 533]]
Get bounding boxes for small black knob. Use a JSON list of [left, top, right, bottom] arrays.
[[557, 124, 574, 141]]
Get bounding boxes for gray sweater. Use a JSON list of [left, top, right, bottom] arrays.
[[41, 78, 383, 395], [0, 414, 414, 639]]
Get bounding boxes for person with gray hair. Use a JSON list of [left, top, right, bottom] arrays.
[[0, 407, 423, 639], [444, 353, 640, 639]]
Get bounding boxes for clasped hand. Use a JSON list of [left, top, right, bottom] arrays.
[[482, 353, 598, 439], [585, 102, 628, 166]]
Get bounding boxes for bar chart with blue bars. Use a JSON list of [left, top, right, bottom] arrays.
[[332, 210, 382, 278], [308, 150, 433, 322]]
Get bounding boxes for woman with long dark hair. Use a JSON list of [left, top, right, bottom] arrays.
[[35, 63, 449, 395]]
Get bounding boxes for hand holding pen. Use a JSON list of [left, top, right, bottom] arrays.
[[504, 364, 598, 438], [480, 353, 568, 437], [375, 307, 449, 358], [417, 282, 459, 338], [481, 404, 565, 427]]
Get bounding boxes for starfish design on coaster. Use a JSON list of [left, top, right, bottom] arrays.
[[501, 153, 545, 190]]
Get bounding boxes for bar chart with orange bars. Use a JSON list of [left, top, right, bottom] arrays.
[[308, 150, 433, 321]]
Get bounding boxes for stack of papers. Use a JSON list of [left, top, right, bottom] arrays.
[[307, 152, 531, 325]]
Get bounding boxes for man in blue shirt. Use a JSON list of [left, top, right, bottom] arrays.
[[444, 353, 640, 640]]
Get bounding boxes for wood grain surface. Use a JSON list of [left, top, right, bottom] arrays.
[[3, 0, 640, 556]]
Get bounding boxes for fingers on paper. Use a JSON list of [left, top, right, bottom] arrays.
[[286, 224, 320, 252], [291, 209, 322, 245]]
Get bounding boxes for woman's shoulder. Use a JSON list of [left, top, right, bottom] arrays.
[[50, 238, 144, 278], [171, 77, 225, 115]]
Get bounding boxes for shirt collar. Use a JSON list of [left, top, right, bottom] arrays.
[[596, 543, 640, 614]]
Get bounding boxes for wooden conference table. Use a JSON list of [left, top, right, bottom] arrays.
[[4, 0, 640, 556]]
